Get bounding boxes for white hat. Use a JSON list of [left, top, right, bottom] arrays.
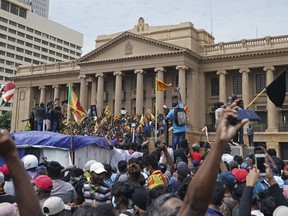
[[90, 162, 107, 174], [273, 205, 288, 216], [83, 160, 96, 171], [0, 172, 4, 184], [43, 197, 71, 215]]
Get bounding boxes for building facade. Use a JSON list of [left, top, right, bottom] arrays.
[[11, 18, 288, 158], [18, 0, 49, 18], [0, 0, 83, 114]]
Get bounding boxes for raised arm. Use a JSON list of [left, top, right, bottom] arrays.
[[159, 143, 174, 174], [0, 130, 42, 216], [178, 104, 249, 216]]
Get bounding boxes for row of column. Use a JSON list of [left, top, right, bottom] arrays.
[[216, 66, 277, 131], [39, 84, 60, 106]]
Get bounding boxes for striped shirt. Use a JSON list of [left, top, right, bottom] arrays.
[[82, 181, 111, 205]]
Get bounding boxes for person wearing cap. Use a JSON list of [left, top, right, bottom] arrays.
[[169, 163, 191, 195], [31, 175, 53, 210], [232, 168, 248, 184], [189, 143, 203, 164], [82, 162, 111, 205], [46, 161, 78, 204], [43, 196, 71, 216], [83, 160, 96, 182], [218, 171, 237, 216], [0, 171, 15, 204], [0, 164, 15, 196], [166, 89, 188, 150]]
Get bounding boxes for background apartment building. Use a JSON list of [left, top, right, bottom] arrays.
[[18, 0, 49, 18], [0, 0, 83, 114]]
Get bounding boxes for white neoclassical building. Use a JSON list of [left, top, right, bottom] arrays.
[[11, 18, 288, 158]]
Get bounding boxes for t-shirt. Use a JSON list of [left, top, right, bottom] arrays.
[[110, 147, 127, 172], [222, 154, 234, 164], [190, 152, 203, 162], [124, 150, 143, 162], [51, 179, 77, 204], [147, 170, 171, 190], [169, 176, 179, 194], [159, 147, 174, 164], [166, 103, 188, 134], [0, 193, 16, 204], [82, 181, 111, 205]]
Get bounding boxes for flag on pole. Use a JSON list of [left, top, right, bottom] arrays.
[[0, 80, 16, 106], [104, 105, 112, 117], [147, 109, 155, 121], [266, 69, 287, 108], [155, 78, 172, 92], [68, 86, 86, 124]]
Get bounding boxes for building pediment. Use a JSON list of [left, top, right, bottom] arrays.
[[78, 31, 186, 64]]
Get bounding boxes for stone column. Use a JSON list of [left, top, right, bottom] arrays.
[[264, 66, 277, 131], [96, 73, 104, 116], [239, 68, 250, 108], [216, 70, 227, 103], [79, 75, 87, 111], [52, 84, 60, 106], [176, 65, 188, 104], [154, 67, 165, 111], [39, 86, 46, 104], [113, 71, 123, 115], [134, 69, 144, 114], [90, 77, 97, 106]]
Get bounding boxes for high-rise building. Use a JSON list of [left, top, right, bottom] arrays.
[[0, 0, 83, 114], [18, 0, 49, 18]]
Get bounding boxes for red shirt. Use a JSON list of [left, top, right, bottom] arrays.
[[190, 152, 203, 162]]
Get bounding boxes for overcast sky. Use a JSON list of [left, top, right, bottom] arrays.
[[49, 0, 288, 55]]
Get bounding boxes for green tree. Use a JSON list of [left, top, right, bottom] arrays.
[[0, 111, 12, 129]]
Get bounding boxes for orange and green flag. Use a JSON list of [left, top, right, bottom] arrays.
[[155, 78, 172, 92], [68, 86, 86, 124]]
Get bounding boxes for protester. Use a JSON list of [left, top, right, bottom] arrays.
[[43, 196, 71, 216], [0, 171, 15, 204]]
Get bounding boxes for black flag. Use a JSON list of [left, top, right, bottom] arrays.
[[266, 69, 287, 108]]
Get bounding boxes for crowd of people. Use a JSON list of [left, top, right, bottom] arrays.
[[1, 103, 288, 216]]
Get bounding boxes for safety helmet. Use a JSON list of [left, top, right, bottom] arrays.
[[21, 154, 38, 170]]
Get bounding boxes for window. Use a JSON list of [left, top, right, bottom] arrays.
[[24, 57, 31, 63], [8, 28, 16, 34], [33, 60, 39, 65], [34, 45, 40, 50], [10, 4, 19, 15], [17, 39, 24, 45], [5, 68, 13, 74], [211, 77, 219, 96], [18, 24, 25, 30], [26, 42, 33, 48], [6, 52, 14, 58], [0, 59, 4, 64], [0, 42, 5, 47], [16, 47, 24, 53], [70, 50, 75, 55], [57, 38, 63, 43], [63, 55, 68, 59], [49, 43, 55, 48], [41, 55, 47, 60], [232, 75, 242, 94], [0, 33, 6, 39], [256, 74, 265, 93], [49, 50, 55, 55], [76, 52, 81, 57], [8, 36, 15, 42], [7, 44, 15, 50], [42, 33, 49, 38], [17, 31, 25, 37], [26, 27, 33, 33], [33, 52, 40, 57], [19, 8, 27, 18], [56, 45, 62, 50], [26, 34, 33, 40], [6, 60, 13, 66], [0, 17, 8, 23], [42, 48, 48, 52], [42, 40, 48, 45], [49, 57, 55, 61], [63, 48, 69, 52], [0, 25, 7, 31], [64, 41, 69, 46], [56, 52, 62, 57], [16, 55, 23, 60], [1, 1, 9, 12], [34, 37, 41, 43], [25, 50, 32, 55], [70, 44, 75, 48], [50, 36, 56, 41], [35, 30, 41, 36], [9, 20, 17, 26]]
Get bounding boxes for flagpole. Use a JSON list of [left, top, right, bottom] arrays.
[[246, 88, 266, 109], [155, 76, 158, 142]]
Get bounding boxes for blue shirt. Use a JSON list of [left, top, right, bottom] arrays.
[[167, 103, 188, 133]]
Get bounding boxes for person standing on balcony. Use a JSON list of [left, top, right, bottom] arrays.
[[247, 124, 254, 146]]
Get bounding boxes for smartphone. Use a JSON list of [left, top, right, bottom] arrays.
[[255, 154, 266, 176], [237, 109, 261, 121]]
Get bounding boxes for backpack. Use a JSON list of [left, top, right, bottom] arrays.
[[174, 107, 186, 126]]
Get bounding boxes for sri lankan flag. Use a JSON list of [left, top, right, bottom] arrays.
[[155, 78, 172, 92], [68, 86, 86, 124], [104, 105, 112, 117], [0, 80, 16, 106]]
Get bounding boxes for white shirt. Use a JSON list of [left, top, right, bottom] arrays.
[[110, 147, 127, 172], [222, 153, 234, 164], [159, 147, 174, 164]]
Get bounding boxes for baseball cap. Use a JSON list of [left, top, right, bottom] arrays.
[[0, 172, 4, 184], [284, 165, 288, 171], [32, 175, 53, 191], [192, 143, 199, 149], [90, 162, 107, 174], [43, 196, 71, 215], [232, 168, 248, 183], [218, 171, 237, 190], [273, 205, 288, 216], [177, 161, 188, 169], [83, 160, 96, 171], [0, 164, 9, 176], [177, 166, 191, 178]]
